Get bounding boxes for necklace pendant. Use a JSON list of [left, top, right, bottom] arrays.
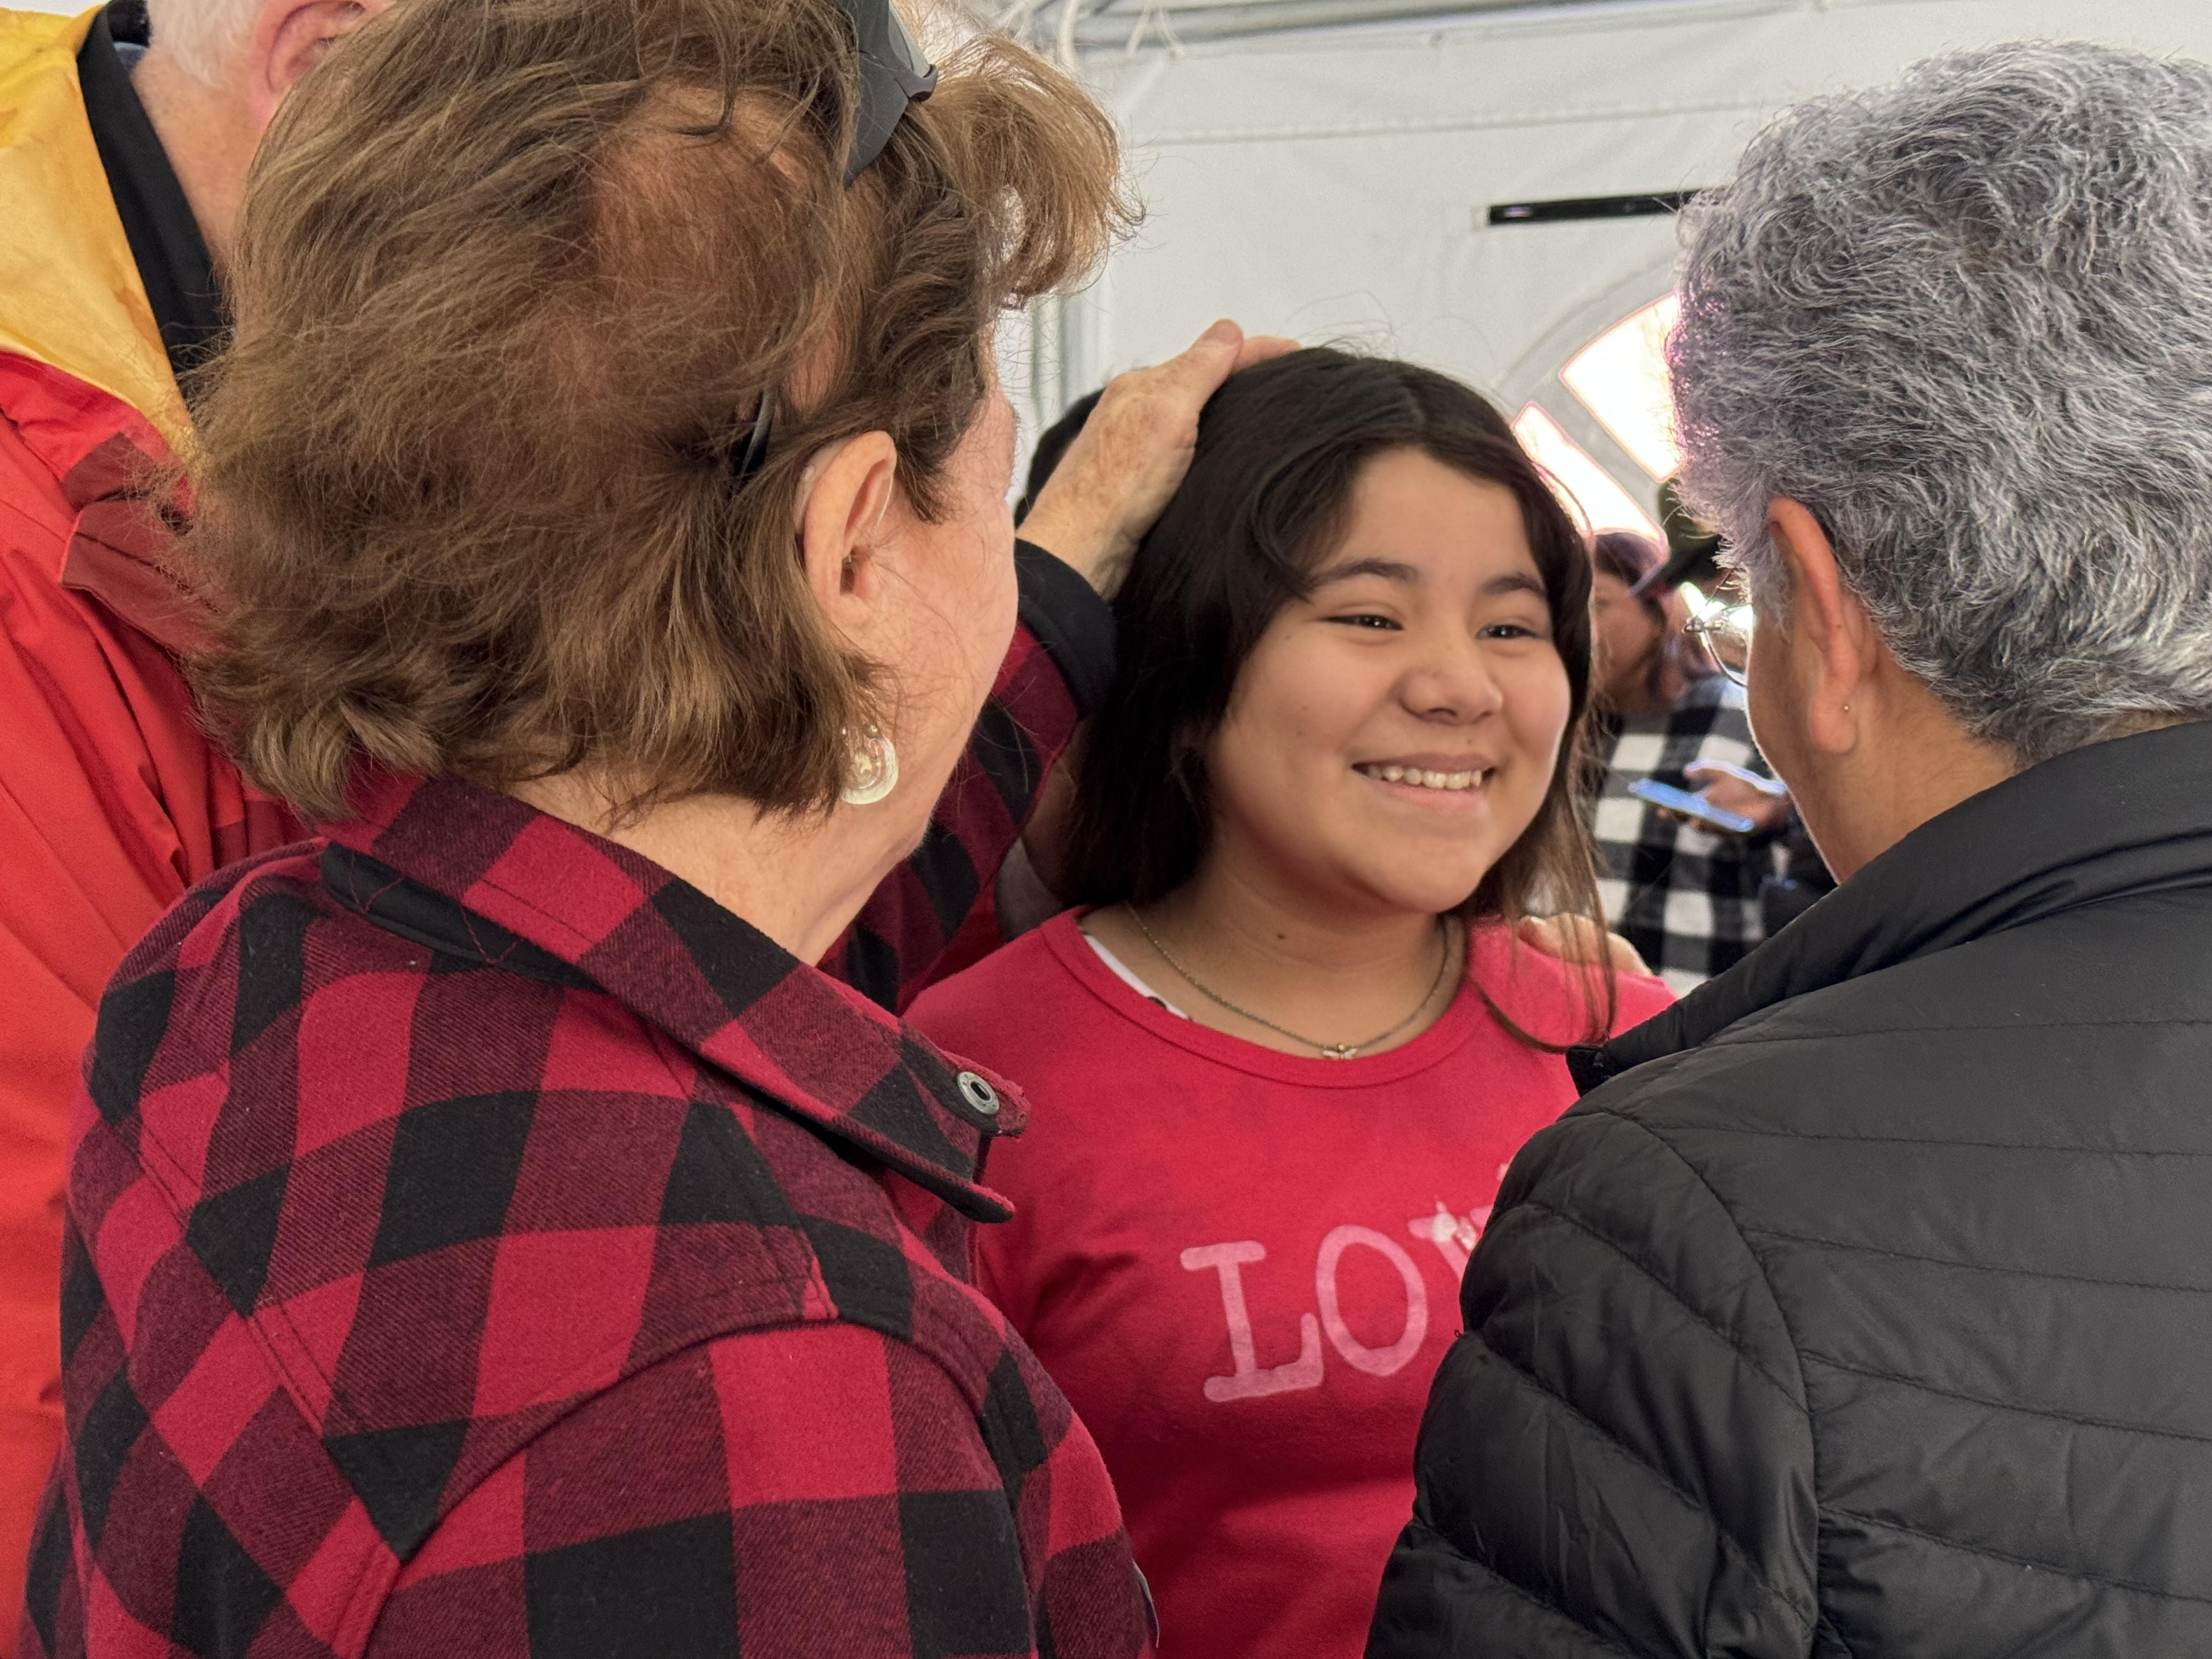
[[1320, 1043, 1361, 1060]]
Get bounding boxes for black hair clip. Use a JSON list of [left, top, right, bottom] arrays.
[[839, 0, 937, 184], [734, 1, 934, 482]]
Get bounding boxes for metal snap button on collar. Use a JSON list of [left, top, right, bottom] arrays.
[[955, 1070, 1001, 1117]]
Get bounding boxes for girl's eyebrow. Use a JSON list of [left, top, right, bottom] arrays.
[[1485, 571, 1548, 600], [1311, 556, 1422, 587], [1311, 558, 1549, 602]]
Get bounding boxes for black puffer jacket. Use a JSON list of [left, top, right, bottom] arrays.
[[1369, 721, 2212, 1657]]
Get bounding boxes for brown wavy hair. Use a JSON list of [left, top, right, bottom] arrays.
[[1059, 348, 1616, 1046], [182, 0, 1131, 821]]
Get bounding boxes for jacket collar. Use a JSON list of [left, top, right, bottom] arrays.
[[1574, 719, 2212, 1091], [78, 1, 223, 382], [0, 4, 188, 449], [0, 2, 207, 653], [0, 348, 210, 656], [320, 770, 1030, 1222]]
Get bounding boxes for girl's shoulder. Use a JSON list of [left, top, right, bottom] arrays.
[[905, 910, 1100, 1058], [909, 907, 1070, 1006], [1465, 921, 1675, 1044]]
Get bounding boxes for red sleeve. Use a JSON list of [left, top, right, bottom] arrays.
[[0, 634, 146, 1659], [820, 622, 1076, 1013], [1611, 970, 1679, 1034], [0, 396, 299, 1654], [373, 1324, 1037, 1658], [0, 454, 176, 1655]]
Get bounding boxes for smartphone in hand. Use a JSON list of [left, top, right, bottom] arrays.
[[1628, 776, 1759, 834]]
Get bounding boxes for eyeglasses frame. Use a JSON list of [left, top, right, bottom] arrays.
[[1685, 604, 1752, 688]]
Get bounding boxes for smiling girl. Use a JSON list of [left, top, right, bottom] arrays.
[[909, 349, 1672, 1658]]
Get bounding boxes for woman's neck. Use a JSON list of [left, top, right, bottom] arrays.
[[509, 773, 897, 966], [1090, 855, 1459, 1059]]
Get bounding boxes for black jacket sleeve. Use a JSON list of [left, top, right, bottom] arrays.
[[1013, 538, 1116, 718], [1368, 1102, 1824, 1658]]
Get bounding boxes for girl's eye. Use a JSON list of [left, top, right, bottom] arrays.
[[1330, 613, 1401, 631], [1482, 621, 1547, 641]]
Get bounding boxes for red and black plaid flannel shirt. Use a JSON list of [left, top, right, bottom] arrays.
[[21, 564, 1149, 1658]]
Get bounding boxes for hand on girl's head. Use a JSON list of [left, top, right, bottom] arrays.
[[1019, 320, 1299, 599]]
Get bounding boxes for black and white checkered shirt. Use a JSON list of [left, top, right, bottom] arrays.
[[1590, 675, 1786, 992]]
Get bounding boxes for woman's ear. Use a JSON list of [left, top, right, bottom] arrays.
[[796, 432, 900, 641]]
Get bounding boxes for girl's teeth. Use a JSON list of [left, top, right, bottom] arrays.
[[1362, 764, 1488, 791]]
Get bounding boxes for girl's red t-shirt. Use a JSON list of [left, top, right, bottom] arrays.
[[908, 911, 1673, 1659]]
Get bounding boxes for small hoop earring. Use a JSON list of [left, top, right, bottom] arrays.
[[839, 723, 899, 806]]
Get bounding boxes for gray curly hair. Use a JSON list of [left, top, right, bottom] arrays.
[[1669, 41, 2212, 765]]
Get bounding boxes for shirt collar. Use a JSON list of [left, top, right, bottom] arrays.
[[1573, 718, 2212, 1091], [321, 770, 1030, 1222]]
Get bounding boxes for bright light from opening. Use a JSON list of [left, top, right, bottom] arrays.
[[1561, 294, 1681, 482], [1511, 404, 1662, 542]]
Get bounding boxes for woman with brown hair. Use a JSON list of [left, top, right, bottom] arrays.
[[16, 0, 1256, 1650], [909, 348, 1672, 1659]]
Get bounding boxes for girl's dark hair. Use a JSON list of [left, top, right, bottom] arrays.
[[1060, 347, 1615, 1045], [1592, 530, 1717, 708]]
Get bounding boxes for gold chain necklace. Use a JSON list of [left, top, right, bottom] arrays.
[[1125, 906, 1458, 1060]]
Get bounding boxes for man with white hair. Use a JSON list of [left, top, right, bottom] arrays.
[[0, 1, 389, 1637], [1372, 41, 2212, 1656]]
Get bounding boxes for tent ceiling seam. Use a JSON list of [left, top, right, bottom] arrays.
[[1068, 0, 1792, 50], [1127, 93, 1775, 145]]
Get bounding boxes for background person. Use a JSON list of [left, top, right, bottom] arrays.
[[911, 349, 1670, 1659], [1585, 529, 1787, 989], [1373, 41, 2212, 1656], [15, 0, 1206, 1647]]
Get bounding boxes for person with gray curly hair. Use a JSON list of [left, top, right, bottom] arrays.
[[1371, 41, 2212, 1657]]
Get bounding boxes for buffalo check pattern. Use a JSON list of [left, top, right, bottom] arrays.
[[1590, 674, 1785, 992], [19, 768, 1150, 1659]]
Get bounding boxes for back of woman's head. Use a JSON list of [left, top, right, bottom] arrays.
[[1061, 347, 1599, 933], [1592, 532, 1661, 591], [1590, 531, 1712, 707], [185, 0, 1129, 821]]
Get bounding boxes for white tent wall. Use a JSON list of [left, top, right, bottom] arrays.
[[1022, 0, 2212, 520], [26, 0, 2212, 520]]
